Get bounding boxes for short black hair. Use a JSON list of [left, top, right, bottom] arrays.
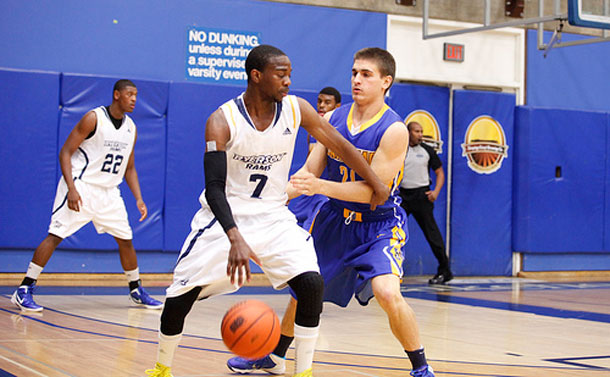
[[113, 79, 136, 92], [319, 87, 341, 104], [245, 45, 287, 81], [353, 47, 396, 92], [406, 121, 421, 131]]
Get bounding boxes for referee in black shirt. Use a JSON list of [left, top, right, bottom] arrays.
[[399, 121, 453, 285]]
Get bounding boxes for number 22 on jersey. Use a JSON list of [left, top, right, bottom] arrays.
[[101, 153, 124, 174]]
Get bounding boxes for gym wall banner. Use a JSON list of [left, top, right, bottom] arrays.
[[387, 83, 450, 275], [450, 90, 514, 275], [186, 27, 260, 84]]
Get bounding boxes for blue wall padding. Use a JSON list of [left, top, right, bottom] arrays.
[[451, 90, 514, 275], [513, 107, 607, 252], [527, 29, 610, 113], [0, 69, 60, 248], [387, 83, 451, 275], [57, 74, 167, 250], [606, 114, 610, 250], [164, 83, 244, 252], [523, 253, 610, 271], [0, 0, 385, 94], [4, 69, 609, 273]]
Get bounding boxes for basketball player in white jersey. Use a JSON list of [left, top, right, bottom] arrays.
[[145, 45, 389, 377], [11, 79, 162, 312]]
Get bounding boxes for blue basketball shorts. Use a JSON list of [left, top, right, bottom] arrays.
[[310, 201, 408, 307], [289, 194, 328, 232]]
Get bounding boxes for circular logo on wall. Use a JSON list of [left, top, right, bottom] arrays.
[[461, 115, 509, 174], [405, 110, 443, 154]]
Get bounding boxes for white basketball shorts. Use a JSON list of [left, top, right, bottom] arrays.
[[48, 178, 132, 240], [167, 205, 319, 298]]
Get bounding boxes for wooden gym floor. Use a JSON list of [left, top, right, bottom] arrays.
[[0, 273, 609, 376]]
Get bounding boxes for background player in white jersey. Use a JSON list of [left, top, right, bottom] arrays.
[[11, 79, 162, 312], [145, 45, 389, 377]]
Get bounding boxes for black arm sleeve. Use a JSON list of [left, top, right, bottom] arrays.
[[204, 151, 236, 232]]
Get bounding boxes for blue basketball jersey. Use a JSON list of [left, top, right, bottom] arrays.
[[326, 102, 404, 214]]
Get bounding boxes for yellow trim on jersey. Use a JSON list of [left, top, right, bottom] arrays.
[[288, 95, 297, 129], [347, 103, 390, 134], [226, 102, 237, 128], [390, 166, 404, 191]]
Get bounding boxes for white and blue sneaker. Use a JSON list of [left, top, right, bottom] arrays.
[[410, 365, 435, 377], [129, 286, 163, 309], [11, 285, 43, 312], [227, 354, 286, 375]]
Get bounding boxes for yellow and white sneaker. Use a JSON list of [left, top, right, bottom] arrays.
[[293, 368, 313, 377], [145, 362, 173, 377]]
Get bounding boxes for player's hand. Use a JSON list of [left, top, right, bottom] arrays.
[[290, 171, 320, 196], [369, 183, 390, 211], [226, 228, 258, 286], [137, 199, 148, 221], [285, 181, 299, 201], [67, 187, 83, 212], [426, 190, 438, 203]]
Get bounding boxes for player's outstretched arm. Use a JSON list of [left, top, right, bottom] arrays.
[[204, 109, 259, 286], [291, 122, 408, 204], [59, 111, 97, 212], [124, 128, 147, 221], [297, 97, 389, 209]]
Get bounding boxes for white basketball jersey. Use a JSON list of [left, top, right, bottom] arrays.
[[199, 93, 301, 216], [71, 106, 136, 187]]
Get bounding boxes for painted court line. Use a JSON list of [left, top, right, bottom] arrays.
[[0, 344, 75, 377], [2, 297, 607, 374]]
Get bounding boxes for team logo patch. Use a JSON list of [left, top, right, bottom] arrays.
[[461, 115, 508, 174], [405, 110, 443, 154]]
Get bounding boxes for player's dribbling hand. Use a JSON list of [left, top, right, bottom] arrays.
[[226, 228, 256, 286], [137, 199, 148, 221]]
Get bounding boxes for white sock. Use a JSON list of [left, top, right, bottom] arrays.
[[157, 332, 182, 367], [293, 324, 319, 374], [124, 267, 140, 284], [26, 262, 44, 280]]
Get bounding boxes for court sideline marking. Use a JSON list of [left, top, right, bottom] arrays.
[[2, 297, 608, 375]]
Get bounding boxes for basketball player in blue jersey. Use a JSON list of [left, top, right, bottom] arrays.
[[228, 48, 435, 377], [11, 80, 162, 312], [145, 45, 389, 377]]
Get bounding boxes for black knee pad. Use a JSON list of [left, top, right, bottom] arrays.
[[288, 271, 324, 327], [160, 287, 201, 335]]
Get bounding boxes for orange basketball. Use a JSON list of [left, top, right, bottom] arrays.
[[221, 299, 280, 360]]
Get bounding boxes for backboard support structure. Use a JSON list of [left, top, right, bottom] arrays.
[[422, 0, 610, 56]]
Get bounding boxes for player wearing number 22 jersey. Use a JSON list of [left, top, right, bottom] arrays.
[[71, 106, 135, 187], [12, 80, 162, 314], [50, 105, 136, 240]]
